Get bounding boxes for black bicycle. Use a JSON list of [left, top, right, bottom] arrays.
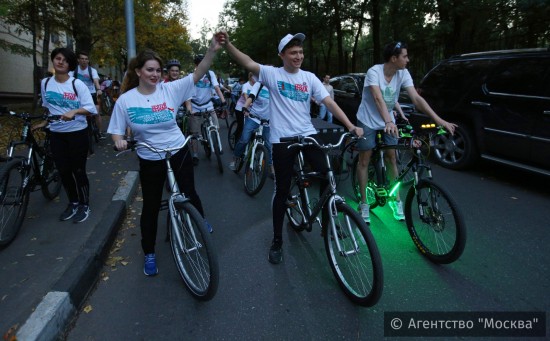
[[0, 109, 62, 246], [351, 125, 466, 264], [284, 132, 383, 307], [86, 116, 101, 155]]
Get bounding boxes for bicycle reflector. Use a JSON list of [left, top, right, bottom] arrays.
[[421, 123, 436, 129]]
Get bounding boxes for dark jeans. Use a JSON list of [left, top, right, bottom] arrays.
[[139, 146, 204, 254], [272, 134, 328, 242], [49, 128, 90, 205]]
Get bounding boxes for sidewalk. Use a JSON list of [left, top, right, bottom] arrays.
[[0, 134, 140, 341]]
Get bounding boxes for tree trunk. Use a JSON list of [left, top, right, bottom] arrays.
[[369, 0, 381, 64], [72, 0, 93, 53]]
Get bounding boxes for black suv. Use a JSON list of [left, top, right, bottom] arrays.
[[416, 48, 550, 175]]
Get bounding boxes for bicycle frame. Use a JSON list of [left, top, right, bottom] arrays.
[[289, 136, 350, 232], [200, 111, 223, 154], [244, 122, 267, 172], [6, 115, 51, 191]]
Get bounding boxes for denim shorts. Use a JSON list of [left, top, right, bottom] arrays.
[[355, 120, 398, 151]]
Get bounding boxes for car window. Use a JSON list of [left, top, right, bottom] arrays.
[[340, 77, 359, 93], [485, 57, 550, 98], [330, 78, 342, 91]]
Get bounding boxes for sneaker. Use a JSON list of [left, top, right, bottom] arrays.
[[204, 219, 213, 233], [192, 156, 199, 166], [228, 161, 236, 171], [359, 202, 370, 224], [59, 203, 79, 221], [143, 253, 158, 276], [268, 239, 283, 264], [389, 200, 405, 221], [73, 205, 91, 223]]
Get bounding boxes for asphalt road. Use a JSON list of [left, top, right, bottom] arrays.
[[63, 122, 549, 340]]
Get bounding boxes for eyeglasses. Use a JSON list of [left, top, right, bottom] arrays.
[[393, 42, 402, 54]]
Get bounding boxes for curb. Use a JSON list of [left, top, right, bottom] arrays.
[[16, 171, 139, 341]]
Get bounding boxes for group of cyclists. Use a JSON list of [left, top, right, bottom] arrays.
[[36, 30, 459, 275]]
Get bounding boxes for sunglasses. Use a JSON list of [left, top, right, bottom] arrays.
[[393, 42, 402, 54]]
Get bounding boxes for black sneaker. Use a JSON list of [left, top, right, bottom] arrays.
[[73, 205, 90, 223], [59, 203, 78, 221], [268, 239, 283, 264], [193, 157, 199, 166]]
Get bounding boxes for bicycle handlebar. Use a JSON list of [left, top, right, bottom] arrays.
[[282, 132, 360, 151], [113, 135, 194, 156]]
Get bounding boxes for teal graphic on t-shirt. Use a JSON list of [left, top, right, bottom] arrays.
[[383, 86, 395, 111], [277, 81, 309, 102], [196, 77, 212, 89], [128, 107, 173, 125], [45, 91, 80, 110]]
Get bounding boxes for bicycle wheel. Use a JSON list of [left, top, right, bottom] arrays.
[[244, 143, 268, 196], [285, 179, 307, 232], [0, 158, 31, 246], [227, 120, 238, 151], [169, 201, 219, 300], [212, 133, 223, 173], [405, 179, 466, 264], [324, 202, 383, 306], [39, 149, 62, 200], [351, 155, 378, 208], [87, 124, 95, 155], [201, 126, 211, 159]]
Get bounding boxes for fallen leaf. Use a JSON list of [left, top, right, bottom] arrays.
[[121, 261, 129, 266], [83, 305, 93, 313], [26, 254, 35, 257], [510, 196, 518, 200]]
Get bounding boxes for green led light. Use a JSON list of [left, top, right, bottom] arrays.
[[389, 181, 401, 196]]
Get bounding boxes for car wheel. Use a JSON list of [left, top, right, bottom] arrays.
[[432, 124, 478, 169]]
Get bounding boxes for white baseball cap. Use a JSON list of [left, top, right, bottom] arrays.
[[278, 33, 306, 54]]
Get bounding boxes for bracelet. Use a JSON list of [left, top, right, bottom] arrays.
[[385, 121, 393, 125]]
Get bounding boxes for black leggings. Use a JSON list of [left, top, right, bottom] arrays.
[[272, 134, 328, 242], [139, 146, 204, 254], [49, 128, 90, 205], [235, 109, 244, 142]]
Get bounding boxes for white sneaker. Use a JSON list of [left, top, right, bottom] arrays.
[[359, 203, 370, 224], [389, 200, 405, 221], [228, 161, 236, 171]]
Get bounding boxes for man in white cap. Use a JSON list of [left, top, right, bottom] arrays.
[[218, 30, 363, 264]]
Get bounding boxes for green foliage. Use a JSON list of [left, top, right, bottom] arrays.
[[218, 0, 549, 78]]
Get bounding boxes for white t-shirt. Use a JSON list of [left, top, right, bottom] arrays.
[[356, 64, 414, 129], [41, 77, 97, 133], [107, 75, 195, 160], [248, 81, 270, 123], [235, 81, 253, 111], [69, 66, 99, 94], [190, 70, 218, 112], [259, 65, 329, 144]]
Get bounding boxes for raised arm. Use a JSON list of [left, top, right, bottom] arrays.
[[217, 30, 260, 78], [193, 35, 224, 84]]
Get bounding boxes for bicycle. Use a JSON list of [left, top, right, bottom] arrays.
[[86, 115, 101, 155], [100, 90, 114, 116], [351, 124, 466, 264], [115, 136, 219, 300], [227, 119, 238, 151], [195, 110, 223, 174], [231, 114, 270, 196], [283, 132, 383, 307], [0, 109, 63, 246]]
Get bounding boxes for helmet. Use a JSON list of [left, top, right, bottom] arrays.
[[166, 59, 180, 68], [193, 54, 204, 64]]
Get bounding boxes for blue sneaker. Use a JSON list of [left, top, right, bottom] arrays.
[[204, 219, 213, 233], [143, 253, 158, 276]]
